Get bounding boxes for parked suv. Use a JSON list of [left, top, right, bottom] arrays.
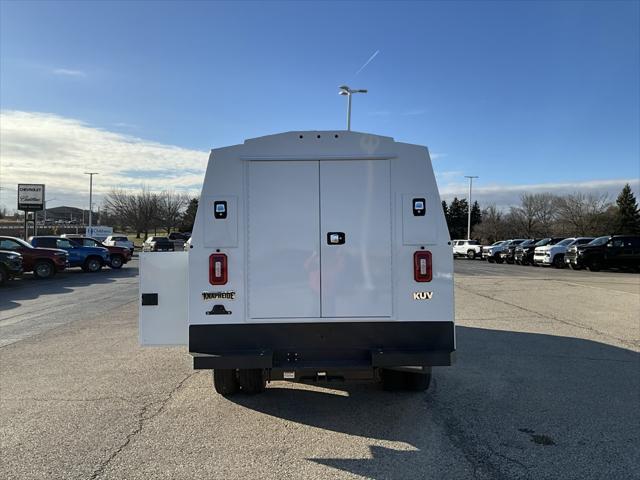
[[104, 235, 135, 255], [29, 236, 109, 272], [533, 237, 594, 268], [515, 237, 564, 266], [452, 239, 482, 259], [63, 235, 131, 269], [0, 250, 23, 286], [568, 235, 640, 271], [0, 236, 68, 279], [142, 236, 175, 252]]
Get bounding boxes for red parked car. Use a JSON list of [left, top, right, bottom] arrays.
[[0, 236, 68, 279], [63, 236, 132, 269]]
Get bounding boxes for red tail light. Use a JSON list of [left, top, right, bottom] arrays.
[[414, 251, 432, 282], [209, 253, 228, 285]]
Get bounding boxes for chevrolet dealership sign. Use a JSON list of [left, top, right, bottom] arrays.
[[17, 184, 45, 211]]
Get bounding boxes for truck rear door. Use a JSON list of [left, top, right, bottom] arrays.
[[320, 160, 392, 317], [248, 159, 392, 320]]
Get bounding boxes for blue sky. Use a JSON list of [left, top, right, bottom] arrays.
[[1, 0, 638, 209]]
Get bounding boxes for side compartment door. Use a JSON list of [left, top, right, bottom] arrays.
[[320, 160, 392, 318], [139, 252, 188, 345]]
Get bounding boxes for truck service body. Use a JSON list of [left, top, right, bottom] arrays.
[[140, 131, 455, 394]]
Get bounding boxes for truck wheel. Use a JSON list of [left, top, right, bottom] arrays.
[[213, 369, 239, 395], [405, 369, 432, 391], [109, 255, 123, 269], [495, 256, 504, 264], [82, 257, 102, 273], [553, 255, 565, 268], [487, 257, 495, 264], [33, 260, 55, 279], [0, 266, 6, 286], [238, 369, 266, 394], [587, 260, 601, 272], [466, 250, 476, 260]]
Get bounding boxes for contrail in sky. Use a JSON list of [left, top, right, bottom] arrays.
[[354, 50, 380, 76]]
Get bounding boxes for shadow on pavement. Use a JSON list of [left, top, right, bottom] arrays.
[[229, 326, 640, 480], [0, 264, 138, 312]]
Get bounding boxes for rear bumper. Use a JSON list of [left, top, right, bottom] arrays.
[[189, 321, 455, 370]]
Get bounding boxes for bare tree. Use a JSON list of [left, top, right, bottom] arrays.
[[472, 205, 507, 243], [509, 193, 558, 237], [158, 191, 188, 233], [555, 193, 611, 236], [104, 186, 160, 238]]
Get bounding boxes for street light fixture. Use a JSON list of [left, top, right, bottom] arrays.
[[338, 85, 368, 131], [464, 176, 479, 240], [84, 172, 99, 232]]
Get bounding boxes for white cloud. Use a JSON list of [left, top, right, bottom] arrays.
[[0, 111, 207, 210], [52, 68, 87, 78]]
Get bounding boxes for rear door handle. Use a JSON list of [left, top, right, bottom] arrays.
[[327, 232, 346, 245]]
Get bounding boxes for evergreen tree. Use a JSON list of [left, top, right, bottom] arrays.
[[441, 200, 449, 225], [615, 184, 640, 234], [448, 197, 469, 239], [470, 200, 482, 231], [180, 197, 199, 232]]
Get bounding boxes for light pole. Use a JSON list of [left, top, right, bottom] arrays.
[[338, 85, 367, 131], [464, 176, 479, 240], [84, 172, 99, 233]]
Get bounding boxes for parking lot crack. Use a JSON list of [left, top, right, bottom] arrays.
[[88, 372, 197, 480]]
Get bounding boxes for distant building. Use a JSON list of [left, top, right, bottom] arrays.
[[43, 206, 93, 224]]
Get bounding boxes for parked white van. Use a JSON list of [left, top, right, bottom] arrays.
[[139, 131, 455, 395]]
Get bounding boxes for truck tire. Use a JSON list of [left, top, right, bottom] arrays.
[[0, 266, 6, 286], [238, 369, 266, 394], [587, 260, 602, 272], [82, 257, 102, 273], [33, 260, 55, 279], [213, 369, 239, 395], [109, 255, 124, 269], [553, 254, 565, 268], [495, 256, 504, 264], [487, 257, 495, 264], [466, 250, 476, 260], [405, 369, 432, 391]]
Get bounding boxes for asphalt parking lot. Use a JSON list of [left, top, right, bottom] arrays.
[[1, 259, 639, 480]]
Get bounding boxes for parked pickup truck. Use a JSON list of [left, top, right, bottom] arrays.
[[452, 239, 482, 259], [63, 235, 131, 269], [104, 235, 135, 255], [533, 237, 593, 268], [0, 236, 69, 279], [0, 250, 23, 286], [499, 239, 536, 264], [566, 235, 640, 271], [514, 237, 565, 266], [142, 236, 175, 252], [483, 239, 527, 263], [29, 236, 109, 272]]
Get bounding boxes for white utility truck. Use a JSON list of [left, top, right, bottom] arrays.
[[139, 131, 455, 395]]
